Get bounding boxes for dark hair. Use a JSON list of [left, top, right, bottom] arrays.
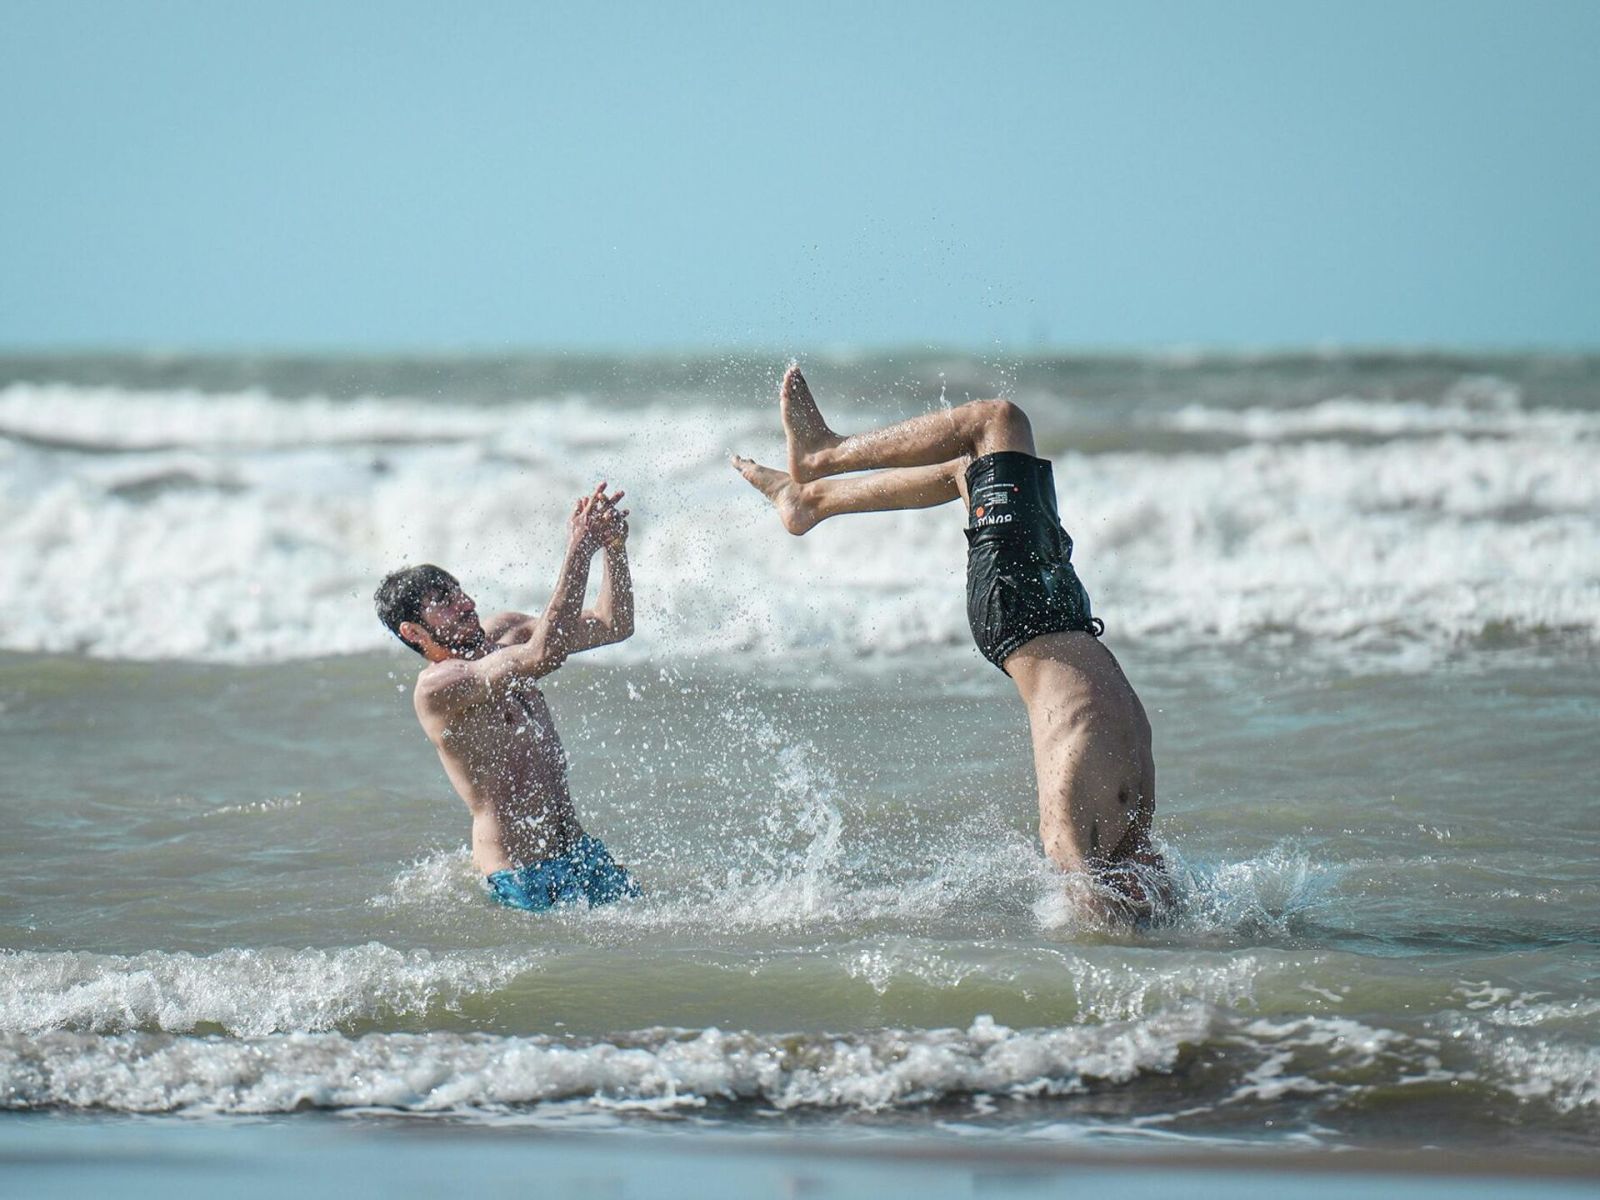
[[374, 564, 458, 655]]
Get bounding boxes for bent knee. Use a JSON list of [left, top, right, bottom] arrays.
[[969, 398, 1035, 456]]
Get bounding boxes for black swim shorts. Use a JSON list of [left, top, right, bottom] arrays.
[[964, 450, 1102, 672]]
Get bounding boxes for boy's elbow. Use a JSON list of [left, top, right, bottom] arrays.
[[598, 606, 633, 645], [525, 632, 569, 675]]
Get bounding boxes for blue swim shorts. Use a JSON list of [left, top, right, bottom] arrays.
[[486, 834, 641, 913]]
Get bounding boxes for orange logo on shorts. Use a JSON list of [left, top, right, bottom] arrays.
[[974, 506, 986, 518]]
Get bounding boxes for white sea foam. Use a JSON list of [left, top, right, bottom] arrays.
[[2, 381, 1595, 665], [1437, 1012, 1600, 1115], [0, 1010, 1203, 1115], [0, 944, 536, 1037], [0, 383, 503, 450], [1477, 1029, 1600, 1114], [2, 1005, 1591, 1119], [1163, 380, 1600, 441]]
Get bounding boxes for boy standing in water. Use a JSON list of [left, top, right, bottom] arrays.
[[374, 483, 640, 913], [734, 367, 1168, 923]]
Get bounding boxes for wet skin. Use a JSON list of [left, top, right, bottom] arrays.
[[402, 485, 634, 876], [736, 367, 1167, 921]]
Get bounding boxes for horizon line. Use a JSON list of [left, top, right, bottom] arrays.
[[2, 340, 1597, 361]]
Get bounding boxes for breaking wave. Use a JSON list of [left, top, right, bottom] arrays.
[[1, 377, 1594, 665]]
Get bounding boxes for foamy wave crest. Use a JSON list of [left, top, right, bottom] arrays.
[[1460, 1017, 1600, 1114], [4, 1008, 1593, 1120], [1163, 376, 1600, 440], [1065, 434, 1599, 656], [0, 944, 536, 1036], [0, 383, 504, 450], [2, 382, 1595, 664], [0, 1011, 1201, 1115]]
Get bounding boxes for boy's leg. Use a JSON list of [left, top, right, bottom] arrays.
[[731, 455, 963, 535], [781, 365, 1036, 482]]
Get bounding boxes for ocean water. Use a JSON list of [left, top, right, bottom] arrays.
[[0, 352, 1596, 1165]]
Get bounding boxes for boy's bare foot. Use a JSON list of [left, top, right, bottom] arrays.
[[780, 364, 841, 483], [730, 455, 819, 535]]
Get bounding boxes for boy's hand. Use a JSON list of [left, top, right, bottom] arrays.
[[595, 489, 629, 551], [568, 482, 627, 553]]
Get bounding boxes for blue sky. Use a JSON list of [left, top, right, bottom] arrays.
[[3, 1, 1597, 350]]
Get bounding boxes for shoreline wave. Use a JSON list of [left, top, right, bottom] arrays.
[[3, 1007, 1593, 1128]]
